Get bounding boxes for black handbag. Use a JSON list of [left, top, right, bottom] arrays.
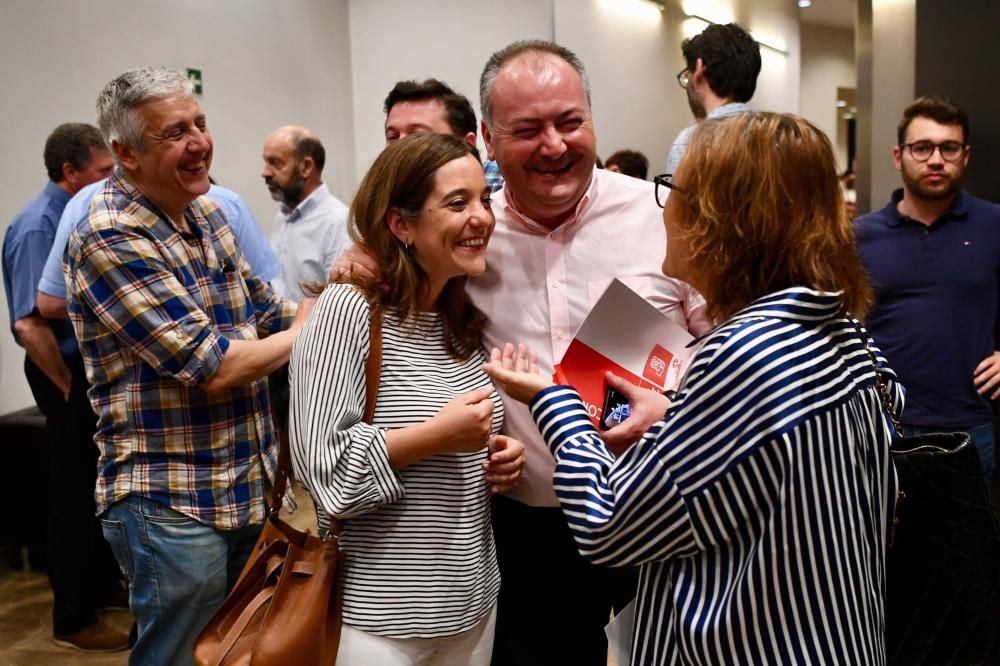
[[857, 324, 1000, 664]]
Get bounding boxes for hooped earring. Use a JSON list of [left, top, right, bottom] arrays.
[[405, 242, 414, 257]]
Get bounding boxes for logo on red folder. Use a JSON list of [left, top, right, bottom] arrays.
[[643, 345, 674, 388]]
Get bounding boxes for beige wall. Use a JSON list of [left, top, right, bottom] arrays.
[[800, 24, 855, 172], [347, 0, 552, 182], [738, 0, 801, 116], [0, 0, 806, 414], [555, 0, 681, 174], [855, 0, 915, 214], [0, 0, 355, 414]]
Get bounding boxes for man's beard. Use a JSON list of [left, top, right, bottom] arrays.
[[267, 173, 305, 208], [687, 87, 706, 121], [901, 167, 961, 203]]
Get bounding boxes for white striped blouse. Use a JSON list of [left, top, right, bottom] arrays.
[[288, 283, 503, 638], [529, 287, 902, 665]]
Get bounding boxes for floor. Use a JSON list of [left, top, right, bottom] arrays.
[[2, 472, 998, 666], [0, 485, 319, 666], [0, 566, 131, 666]]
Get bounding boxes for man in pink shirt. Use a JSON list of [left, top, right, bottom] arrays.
[[472, 40, 709, 665], [332, 40, 708, 663]]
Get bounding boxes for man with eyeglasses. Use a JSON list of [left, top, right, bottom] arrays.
[[665, 22, 760, 173], [856, 96, 1000, 482]]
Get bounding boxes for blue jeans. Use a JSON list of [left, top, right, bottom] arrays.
[[903, 422, 996, 481], [100, 495, 262, 666]]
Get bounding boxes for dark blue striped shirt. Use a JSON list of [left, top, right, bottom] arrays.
[[529, 288, 901, 665]]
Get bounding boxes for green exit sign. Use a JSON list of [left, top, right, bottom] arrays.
[[186, 68, 203, 95]]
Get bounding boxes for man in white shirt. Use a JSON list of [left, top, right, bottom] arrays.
[[665, 22, 761, 173], [474, 40, 710, 665], [262, 125, 349, 301]]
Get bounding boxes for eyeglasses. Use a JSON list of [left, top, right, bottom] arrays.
[[900, 140, 966, 162], [676, 68, 690, 89], [653, 173, 683, 208]]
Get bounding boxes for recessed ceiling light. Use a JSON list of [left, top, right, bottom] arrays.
[[798, 0, 812, 7], [836, 100, 847, 108]]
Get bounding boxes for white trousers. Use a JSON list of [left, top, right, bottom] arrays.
[[336, 605, 496, 666]]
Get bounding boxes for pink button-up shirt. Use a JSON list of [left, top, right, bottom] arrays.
[[468, 168, 710, 506]]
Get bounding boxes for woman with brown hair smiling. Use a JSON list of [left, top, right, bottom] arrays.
[[485, 112, 901, 665], [289, 132, 524, 665]]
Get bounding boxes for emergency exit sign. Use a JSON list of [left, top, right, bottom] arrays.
[[186, 68, 203, 95]]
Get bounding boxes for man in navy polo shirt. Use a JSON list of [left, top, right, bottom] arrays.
[[856, 96, 1000, 481]]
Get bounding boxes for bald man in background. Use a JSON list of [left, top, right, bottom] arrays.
[[262, 125, 349, 301]]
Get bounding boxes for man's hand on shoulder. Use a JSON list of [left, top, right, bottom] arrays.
[[292, 297, 316, 330], [974, 350, 1000, 400], [329, 244, 379, 282]]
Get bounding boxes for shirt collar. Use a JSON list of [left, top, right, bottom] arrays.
[[707, 102, 752, 119], [502, 167, 597, 235], [109, 169, 210, 239], [885, 187, 970, 227], [689, 287, 843, 346], [282, 183, 329, 221], [44, 180, 71, 207]]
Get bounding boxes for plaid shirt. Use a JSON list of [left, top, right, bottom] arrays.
[[66, 173, 296, 529]]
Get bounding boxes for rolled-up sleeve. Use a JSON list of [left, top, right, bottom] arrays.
[[69, 226, 227, 386]]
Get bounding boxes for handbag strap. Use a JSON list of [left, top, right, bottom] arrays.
[[850, 318, 903, 434], [271, 303, 384, 517], [363, 306, 383, 425]]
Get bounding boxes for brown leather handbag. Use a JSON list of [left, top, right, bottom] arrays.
[[193, 307, 383, 666]]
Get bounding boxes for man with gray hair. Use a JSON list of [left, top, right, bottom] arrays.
[[65, 67, 309, 665], [261, 125, 349, 301], [475, 41, 710, 664]]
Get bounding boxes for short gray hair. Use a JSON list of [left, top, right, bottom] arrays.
[[97, 67, 194, 152], [479, 40, 592, 130]]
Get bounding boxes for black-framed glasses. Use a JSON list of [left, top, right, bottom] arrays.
[[676, 68, 690, 89], [900, 140, 966, 162], [653, 173, 683, 208]]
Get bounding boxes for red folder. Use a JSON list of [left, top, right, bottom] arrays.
[[553, 279, 695, 427]]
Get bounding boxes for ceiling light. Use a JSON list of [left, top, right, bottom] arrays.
[[798, 0, 812, 7]]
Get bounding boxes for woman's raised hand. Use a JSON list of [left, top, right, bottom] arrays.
[[482, 343, 553, 404]]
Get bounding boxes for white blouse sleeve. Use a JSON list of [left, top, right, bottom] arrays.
[[288, 283, 405, 519]]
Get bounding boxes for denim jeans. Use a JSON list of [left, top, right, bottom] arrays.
[[100, 495, 262, 666], [903, 422, 996, 481]]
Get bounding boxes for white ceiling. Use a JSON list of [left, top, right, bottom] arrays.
[[799, 0, 855, 30]]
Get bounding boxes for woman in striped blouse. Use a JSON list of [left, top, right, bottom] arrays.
[[485, 113, 902, 665], [289, 133, 525, 665]]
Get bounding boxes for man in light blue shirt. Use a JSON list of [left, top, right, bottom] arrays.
[[261, 126, 350, 302], [2, 123, 127, 653], [37, 177, 280, 317], [665, 23, 761, 173]]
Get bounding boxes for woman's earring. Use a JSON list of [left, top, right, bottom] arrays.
[[406, 242, 414, 256]]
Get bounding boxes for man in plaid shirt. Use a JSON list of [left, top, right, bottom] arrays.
[[65, 67, 311, 665]]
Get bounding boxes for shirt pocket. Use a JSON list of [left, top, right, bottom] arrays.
[[209, 262, 254, 330]]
